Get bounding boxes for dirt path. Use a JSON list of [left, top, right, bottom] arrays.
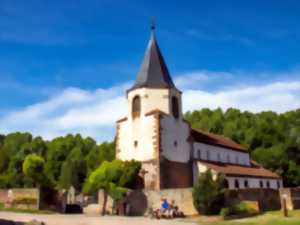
[[0, 212, 196, 225]]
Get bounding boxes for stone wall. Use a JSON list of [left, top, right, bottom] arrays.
[[97, 188, 197, 216], [160, 158, 193, 189], [225, 188, 281, 211], [0, 188, 39, 210], [108, 188, 198, 216], [96, 187, 290, 216], [143, 188, 197, 215], [279, 188, 300, 210]]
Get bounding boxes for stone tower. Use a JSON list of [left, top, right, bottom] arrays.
[[116, 27, 192, 190]]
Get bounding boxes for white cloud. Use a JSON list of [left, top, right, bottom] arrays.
[[174, 70, 233, 90], [183, 81, 300, 113], [0, 70, 299, 142], [0, 84, 129, 142]]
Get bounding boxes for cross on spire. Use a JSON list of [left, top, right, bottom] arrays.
[[151, 17, 156, 31]]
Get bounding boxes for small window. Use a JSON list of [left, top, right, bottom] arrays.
[[235, 156, 239, 164], [132, 95, 141, 118], [134, 140, 138, 148], [244, 180, 249, 188], [197, 150, 201, 159], [174, 141, 177, 147], [260, 180, 264, 188], [277, 181, 281, 189], [171, 96, 179, 119], [206, 151, 210, 161], [235, 179, 239, 189], [266, 181, 270, 188], [223, 179, 229, 188], [217, 153, 221, 162]]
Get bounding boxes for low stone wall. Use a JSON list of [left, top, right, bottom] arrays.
[[96, 188, 197, 216], [0, 190, 7, 203], [96, 187, 288, 216], [279, 188, 300, 210], [225, 188, 281, 211], [0, 188, 39, 210], [143, 188, 197, 215], [97, 188, 198, 216]]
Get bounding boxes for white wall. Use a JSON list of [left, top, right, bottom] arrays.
[[160, 115, 190, 163], [193, 161, 218, 184], [117, 114, 157, 161], [193, 161, 283, 190], [193, 142, 250, 166], [117, 87, 185, 162], [227, 176, 283, 190]]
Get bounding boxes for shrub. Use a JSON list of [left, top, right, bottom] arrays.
[[220, 201, 258, 218], [12, 197, 37, 205], [192, 170, 226, 215]]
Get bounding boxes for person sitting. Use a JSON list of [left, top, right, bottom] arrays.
[[169, 200, 176, 218], [157, 199, 169, 218]]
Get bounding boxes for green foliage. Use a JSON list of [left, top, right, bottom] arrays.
[[193, 169, 225, 215], [185, 108, 300, 187], [83, 159, 141, 214], [22, 154, 46, 186], [0, 131, 116, 191], [85, 141, 115, 175], [220, 201, 257, 217]]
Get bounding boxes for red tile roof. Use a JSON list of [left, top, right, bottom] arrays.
[[198, 160, 281, 179], [191, 128, 247, 152]]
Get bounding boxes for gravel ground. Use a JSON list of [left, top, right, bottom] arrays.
[[0, 212, 196, 225]]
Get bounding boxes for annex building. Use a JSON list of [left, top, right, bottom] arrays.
[[115, 27, 282, 191]]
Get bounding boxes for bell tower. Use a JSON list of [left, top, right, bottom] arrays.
[[126, 24, 183, 120], [116, 25, 192, 190]]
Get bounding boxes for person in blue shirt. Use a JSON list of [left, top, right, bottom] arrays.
[[161, 199, 169, 211], [159, 198, 170, 217]]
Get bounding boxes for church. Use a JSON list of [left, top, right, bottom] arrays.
[[115, 27, 282, 191]]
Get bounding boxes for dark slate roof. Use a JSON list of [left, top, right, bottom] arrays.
[[129, 31, 177, 91]]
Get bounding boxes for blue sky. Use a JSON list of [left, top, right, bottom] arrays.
[[0, 0, 300, 141]]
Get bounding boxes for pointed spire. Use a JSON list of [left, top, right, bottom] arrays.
[[129, 21, 177, 91]]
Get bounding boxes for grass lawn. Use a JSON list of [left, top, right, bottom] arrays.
[[0, 202, 55, 214], [193, 210, 300, 225]]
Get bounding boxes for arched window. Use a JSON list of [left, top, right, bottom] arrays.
[[134, 140, 138, 148], [266, 181, 270, 188], [235, 179, 239, 189], [244, 180, 249, 188], [132, 95, 141, 118], [171, 96, 179, 119]]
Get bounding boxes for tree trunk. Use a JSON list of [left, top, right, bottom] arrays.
[[101, 190, 108, 216]]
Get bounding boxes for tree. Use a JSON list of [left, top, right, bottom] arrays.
[[22, 154, 47, 187], [58, 146, 87, 191], [58, 159, 78, 190], [185, 107, 300, 187], [86, 141, 115, 175], [83, 160, 141, 215], [193, 170, 225, 215]]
